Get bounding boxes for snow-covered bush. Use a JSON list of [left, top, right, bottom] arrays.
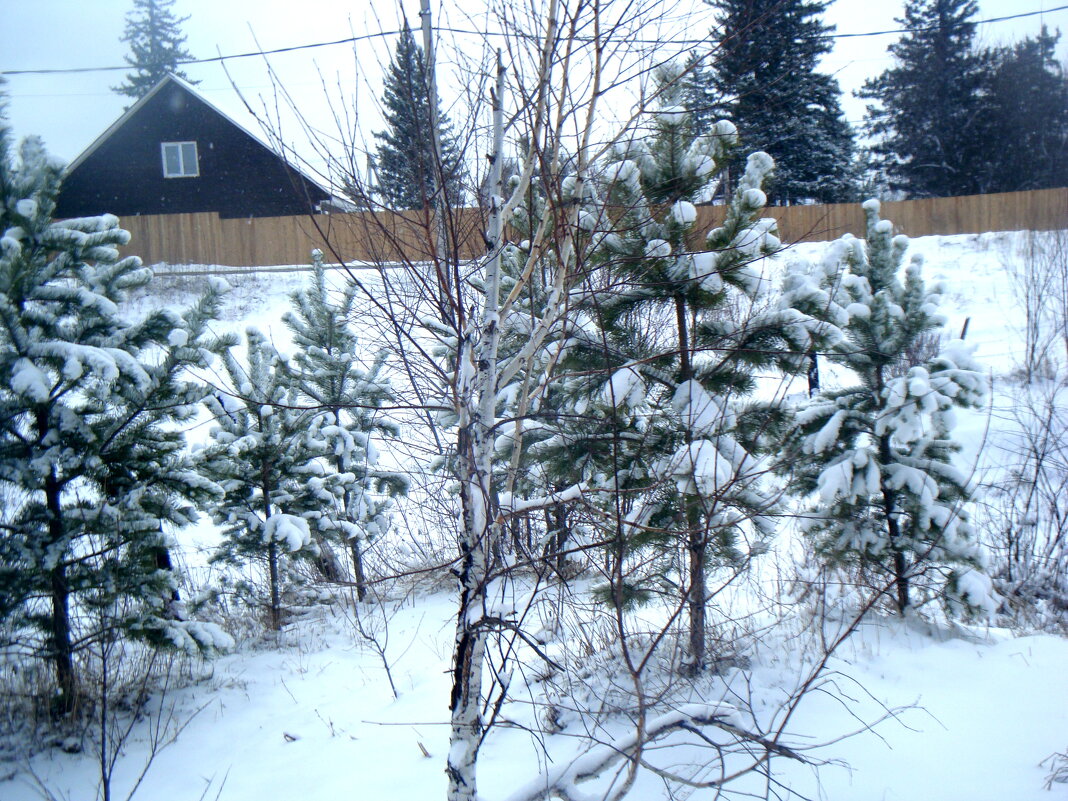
[[981, 378, 1068, 631]]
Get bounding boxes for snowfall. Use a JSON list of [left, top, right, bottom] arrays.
[[3, 228, 1067, 801]]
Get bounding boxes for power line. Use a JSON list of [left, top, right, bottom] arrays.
[[1, 29, 406, 76], [829, 4, 1067, 39], [1, 4, 1065, 78]]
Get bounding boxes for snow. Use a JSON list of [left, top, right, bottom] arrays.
[[263, 513, 312, 552], [10, 358, 51, 402], [644, 238, 672, 259], [9, 597, 1063, 801], [776, 624, 1068, 800], [4, 230, 1068, 801], [670, 438, 737, 496], [670, 200, 697, 226], [742, 187, 767, 208], [603, 365, 645, 408]]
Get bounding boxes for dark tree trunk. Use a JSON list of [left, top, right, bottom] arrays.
[[154, 542, 181, 604], [350, 538, 368, 603], [267, 540, 281, 630], [48, 564, 77, 714], [807, 350, 820, 396], [675, 294, 708, 671], [686, 512, 708, 673], [875, 370, 910, 614], [261, 459, 282, 630], [552, 502, 569, 576], [312, 538, 344, 584], [39, 408, 78, 714]]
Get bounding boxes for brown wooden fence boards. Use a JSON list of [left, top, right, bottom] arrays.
[[120, 188, 1068, 269]]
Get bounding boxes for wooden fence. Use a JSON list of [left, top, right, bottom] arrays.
[[121, 187, 1068, 270]]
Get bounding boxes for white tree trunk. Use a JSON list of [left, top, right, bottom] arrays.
[[446, 51, 507, 801]]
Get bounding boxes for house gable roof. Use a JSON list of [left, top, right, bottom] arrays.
[[65, 73, 328, 197]]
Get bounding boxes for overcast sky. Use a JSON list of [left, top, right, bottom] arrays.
[[1, 0, 1065, 173]]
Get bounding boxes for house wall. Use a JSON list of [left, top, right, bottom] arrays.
[[55, 81, 328, 219]]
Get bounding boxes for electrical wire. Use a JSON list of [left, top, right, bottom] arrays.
[[1, 4, 1065, 77]]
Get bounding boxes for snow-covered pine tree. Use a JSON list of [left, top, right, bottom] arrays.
[[196, 329, 320, 630], [373, 21, 465, 210], [777, 199, 993, 615], [0, 123, 229, 712], [113, 0, 198, 101], [686, 0, 856, 203], [538, 70, 826, 669], [282, 251, 407, 600]]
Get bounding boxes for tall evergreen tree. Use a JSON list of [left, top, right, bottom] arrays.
[[859, 0, 987, 197], [0, 121, 228, 711], [978, 27, 1068, 192], [686, 0, 857, 203], [373, 22, 465, 210], [282, 251, 407, 601], [777, 200, 993, 615], [114, 0, 197, 101]]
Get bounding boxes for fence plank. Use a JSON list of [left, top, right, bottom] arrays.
[[120, 188, 1068, 269]]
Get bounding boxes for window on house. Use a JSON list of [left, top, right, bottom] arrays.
[[161, 141, 199, 178]]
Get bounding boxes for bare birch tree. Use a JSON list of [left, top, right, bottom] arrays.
[[238, 3, 898, 798]]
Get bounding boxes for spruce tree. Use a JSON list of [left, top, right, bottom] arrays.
[[859, 0, 987, 197], [373, 22, 465, 210], [687, 0, 856, 203], [777, 200, 993, 615], [979, 27, 1068, 193], [0, 122, 229, 711], [114, 0, 197, 101], [282, 251, 407, 601], [196, 329, 322, 630]]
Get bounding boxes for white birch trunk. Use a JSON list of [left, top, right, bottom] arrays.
[[446, 51, 506, 801]]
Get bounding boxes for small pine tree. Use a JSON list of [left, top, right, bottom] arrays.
[[113, 0, 197, 101], [373, 22, 465, 210], [686, 0, 856, 203], [0, 121, 228, 711], [196, 329, 321, 630], [282, 251, 407, 601], [531, 69, 827, 669], [778, 200, 993, 615], [859, 0, 987, 197]]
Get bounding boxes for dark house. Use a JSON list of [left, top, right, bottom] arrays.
[[55, 74, 329, 219]]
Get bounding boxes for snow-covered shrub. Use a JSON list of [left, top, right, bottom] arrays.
[[520, 65, 829, 670], [981, 377, 1068, 631], [1004, 229, 1068, 383]]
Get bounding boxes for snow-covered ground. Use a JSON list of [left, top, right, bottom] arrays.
[[4, 229, 1068, 801]]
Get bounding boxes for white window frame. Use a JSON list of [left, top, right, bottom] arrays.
[[161, 141, 199, 178]]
